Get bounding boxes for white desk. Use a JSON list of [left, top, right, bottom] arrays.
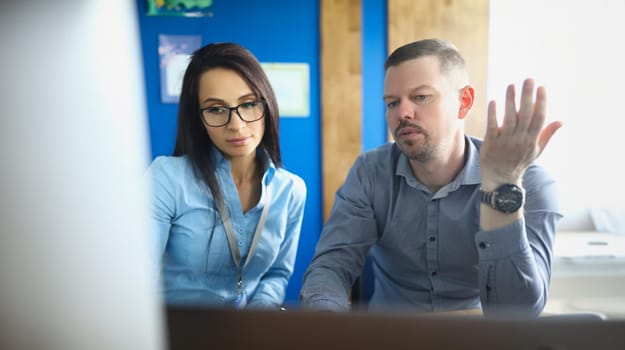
[[546, 231, 625, 318]]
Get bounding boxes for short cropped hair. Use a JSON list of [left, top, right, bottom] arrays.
[[385, 38, 469, 86]]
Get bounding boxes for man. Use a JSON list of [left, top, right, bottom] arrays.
[[300, 38, 562, 316]]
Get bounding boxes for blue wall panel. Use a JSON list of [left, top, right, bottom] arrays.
[[362, 0, 388, 152]]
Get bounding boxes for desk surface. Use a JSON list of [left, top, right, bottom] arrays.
[[166, 306, 625, 350], [554, 231, 625, 259]]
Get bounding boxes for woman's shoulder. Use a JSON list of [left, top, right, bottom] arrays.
[[271, 167, 307, 197], [149, 155, 189, 170], [147, 155, 194, 181]]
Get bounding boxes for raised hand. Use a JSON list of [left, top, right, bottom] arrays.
[[480, 78, 562, 190]]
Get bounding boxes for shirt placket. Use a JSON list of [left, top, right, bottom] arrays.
[[425, 198, 440, 308]]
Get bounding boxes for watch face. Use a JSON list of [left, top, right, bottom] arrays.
[[495, 184, 524, 213]]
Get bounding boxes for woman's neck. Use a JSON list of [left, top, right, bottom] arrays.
[[228, 152, 259, 186], [227, 152, 262, 213]]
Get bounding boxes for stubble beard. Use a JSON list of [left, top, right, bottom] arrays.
[[394, 121, 436, 163]]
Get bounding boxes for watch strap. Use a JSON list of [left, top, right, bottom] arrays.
[[480, 189, 494, 208]]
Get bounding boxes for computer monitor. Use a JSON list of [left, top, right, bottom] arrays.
[[0, 2, 164, 349], [166, 306, 625, 350]]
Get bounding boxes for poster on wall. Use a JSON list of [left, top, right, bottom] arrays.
[[261, 63, 310, 117], [146, 0, 213, 17], [158, 34, 202, 104]]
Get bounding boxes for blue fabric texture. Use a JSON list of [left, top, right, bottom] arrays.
[[147, 149, 306, 309]]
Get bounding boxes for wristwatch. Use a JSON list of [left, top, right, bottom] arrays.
[[480, 184, 524, 214]]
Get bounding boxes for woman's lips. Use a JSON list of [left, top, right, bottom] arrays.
[[227, 136, 250, 146]]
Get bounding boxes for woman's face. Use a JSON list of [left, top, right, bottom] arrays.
[[197, 68, 265, 161]]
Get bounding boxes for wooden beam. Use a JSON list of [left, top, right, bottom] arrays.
[[320, 0, 362, 221]]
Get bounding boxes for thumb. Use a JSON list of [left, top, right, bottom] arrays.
[[537, 121, 563, 156]]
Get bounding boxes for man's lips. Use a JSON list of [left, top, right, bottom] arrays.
[[397, 127, 423, 137], [396, 126, 425, 137]]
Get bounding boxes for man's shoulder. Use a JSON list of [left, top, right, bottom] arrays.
[[359, 142, 401, 165]]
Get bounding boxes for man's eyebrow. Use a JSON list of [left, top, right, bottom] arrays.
[[383, 85, 433, 100]]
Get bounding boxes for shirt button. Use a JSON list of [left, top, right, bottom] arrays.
[[431, 271, 437, 276], [478, 242, 488, 249], [429, 236, 436, 242], [238, 241, 243, 246], [486, 285, 492, 292]]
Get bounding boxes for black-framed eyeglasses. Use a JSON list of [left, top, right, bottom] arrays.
[[200, 99, 266, 127]]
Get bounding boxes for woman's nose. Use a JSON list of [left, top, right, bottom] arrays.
[[226, 110, 246, 130]]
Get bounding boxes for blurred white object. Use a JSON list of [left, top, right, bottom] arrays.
[[590, 208, 625, 235], [0, 1, 165, 349], [553, 232, 625, 261], [547, 231, 625, 318], [556, 207, 595, 232]]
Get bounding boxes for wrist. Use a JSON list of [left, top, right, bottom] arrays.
[[480, 178, 522, 192]]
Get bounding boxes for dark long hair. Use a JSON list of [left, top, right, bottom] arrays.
[[172, 42, 282, 204]]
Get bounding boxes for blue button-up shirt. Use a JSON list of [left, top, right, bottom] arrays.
[[301, 136, 561, 316], [147, 149, 306, 308]]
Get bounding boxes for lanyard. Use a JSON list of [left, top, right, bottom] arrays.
[[214, 186, 271, 295]]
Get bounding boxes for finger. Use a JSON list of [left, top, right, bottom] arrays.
[[517, 78, 535, 131], [485, 100, 499, 139], [502, 83, 517, 133], [536, 121, 563, 157], [528, 85, 547, 135]]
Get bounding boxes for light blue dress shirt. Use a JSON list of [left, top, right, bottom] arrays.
[[147, 149, 306, 308], [301, 136, 561, 316]]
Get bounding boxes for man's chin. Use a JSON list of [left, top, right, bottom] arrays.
[[398, 143, 432, 162]]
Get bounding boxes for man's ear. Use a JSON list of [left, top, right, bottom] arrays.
[[458, 85, 475, 120]]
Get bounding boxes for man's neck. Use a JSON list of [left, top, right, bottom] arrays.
[[409, 135, 467, 193]]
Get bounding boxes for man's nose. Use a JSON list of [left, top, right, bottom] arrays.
[[393, 100, 415, 121]]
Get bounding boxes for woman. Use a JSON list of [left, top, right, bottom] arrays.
[[146, 43, 307, 309]]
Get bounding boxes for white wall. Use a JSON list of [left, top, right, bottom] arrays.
[[0, 1, 165, 349], [488, 0, 625, 232], [488, 0, 625, 318]]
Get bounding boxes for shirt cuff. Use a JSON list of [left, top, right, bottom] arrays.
[[474, 218, 530, 260], [303, 298, 349, 312]]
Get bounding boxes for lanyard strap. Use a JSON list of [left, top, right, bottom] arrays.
[[215, 186, 271, 293]]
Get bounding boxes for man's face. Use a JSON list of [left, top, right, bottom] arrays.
[[383, 56, 463, 162]]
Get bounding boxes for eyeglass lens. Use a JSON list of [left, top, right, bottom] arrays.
[[202, 100, 265, 127]]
